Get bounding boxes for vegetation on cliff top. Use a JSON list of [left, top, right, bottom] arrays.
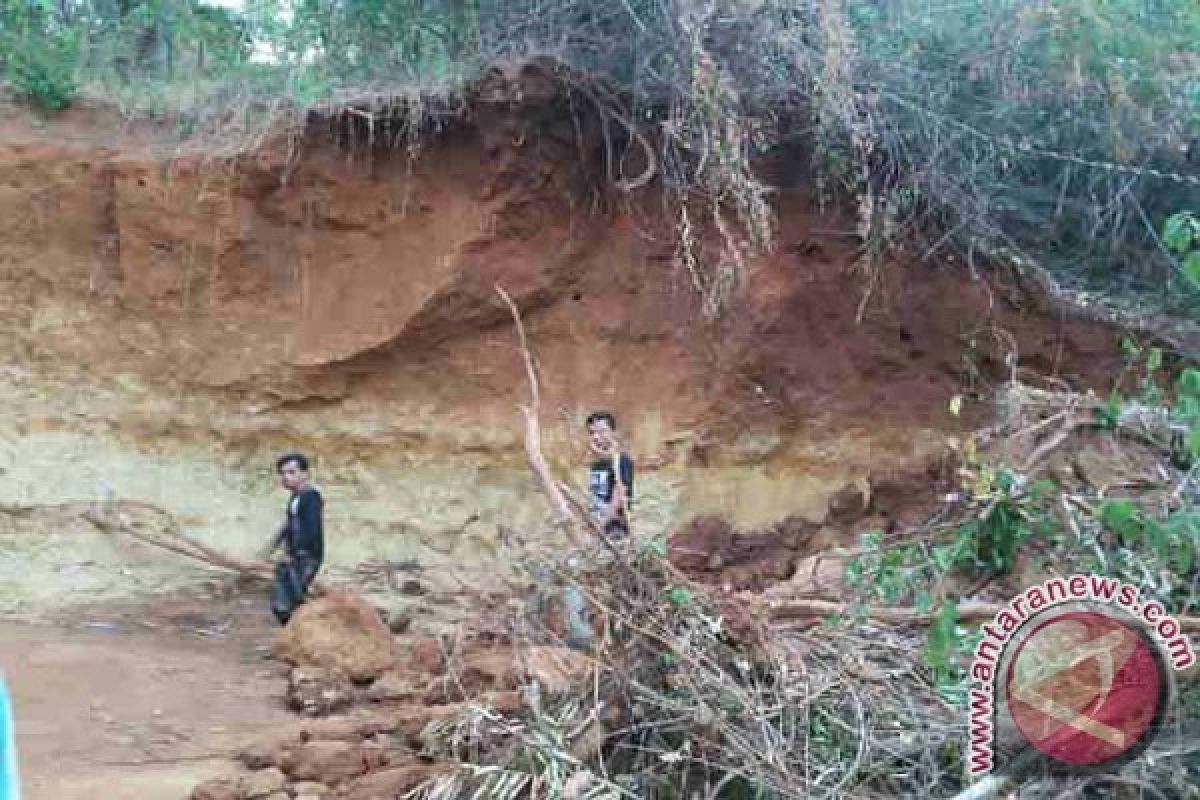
[[2, 0, 1197, 317]]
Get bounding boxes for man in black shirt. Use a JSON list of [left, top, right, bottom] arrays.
[[266, 452, 324, 625], [557, 411, 635, 651], [585, 411, 634, 538]]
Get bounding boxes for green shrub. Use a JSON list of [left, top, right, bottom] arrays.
[[1164, 211, 1200, 287], [4, 34, 78, 110]]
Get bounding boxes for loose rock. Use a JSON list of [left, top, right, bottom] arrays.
[[288, 666, 355, 716], [274, 591, 400, 683], [238, 766, 287, 799], [190, 779, 239, 800], [280, 740, 388, 784], [337, 764, 450, 800]]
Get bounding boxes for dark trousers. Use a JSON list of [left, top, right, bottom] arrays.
[[271, 555, 320, 625], [603, 518, 629, 539]]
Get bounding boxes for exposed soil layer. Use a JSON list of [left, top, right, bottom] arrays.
[[0, 66, 1163, 800], [0, 73, 1125, 553], [668, 450, 959, 590]]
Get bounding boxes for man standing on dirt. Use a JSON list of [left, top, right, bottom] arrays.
[[585, 411, 634, 538], [265, 453, 324, 625], [558, 412, 636, 651]]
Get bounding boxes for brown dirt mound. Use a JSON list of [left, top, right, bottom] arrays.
[[273, 592, 399, 683], [189, 625, 595, 798]]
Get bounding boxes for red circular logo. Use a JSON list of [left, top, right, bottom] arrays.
[[1004, 610, 1166, 767]]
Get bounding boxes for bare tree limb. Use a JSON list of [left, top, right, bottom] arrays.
[[765, 597, 1200, 633], [495, 284, 584, 543], [83, 505, 329, 595]]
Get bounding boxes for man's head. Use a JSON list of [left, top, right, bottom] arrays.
[[585, 411, 618, 456], [276, 453, 311, 492]]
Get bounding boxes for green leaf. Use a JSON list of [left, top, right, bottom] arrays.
[[1163, 511, 1199, 573], [1163, 510, 1200, 538], [1097, 390, 1123, 429], [1184, 252, 1200, 286], [1163, 211, 1198, 254], [932, 544, 957, 571], [665, 586, 693, 606], [923, 600, 960, 675], [1030, 479, 1058, 499], [1176, 397, 1200, 422], [1143, 519, 1168, 554], [995, 468, 1017, 492], [645, 535, 668, 557], [1146, 347, 1163, 372], [915, 590, 933, 613], [1100, 500, 1143, 545], [1179, 369, 1200, 400]]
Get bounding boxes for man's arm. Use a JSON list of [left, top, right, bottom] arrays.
[[608, 451, 633, 518], [259, 523, 287, 560]]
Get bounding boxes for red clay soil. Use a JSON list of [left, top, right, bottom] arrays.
[[0, 66, 1133, 596], [0, 65, 1126, 467]]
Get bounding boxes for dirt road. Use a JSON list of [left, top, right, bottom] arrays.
[[1, 591, 299, 800]]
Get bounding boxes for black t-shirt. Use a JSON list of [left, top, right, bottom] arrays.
[[588, 453, 634, 520], [285, 487, 324, 563]]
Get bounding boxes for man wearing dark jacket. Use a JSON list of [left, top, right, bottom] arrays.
[[585, 411, 634, 538], [266, 453, 324, 625], [558, 411, 636, 652]]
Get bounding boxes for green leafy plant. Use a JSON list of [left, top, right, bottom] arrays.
[[665, 586, 693, 607], [922, 600, 961, 690], [1, 1, 81, 111], [955, 469, 1044, 574], [5, 34, 78, 109], [1099, 500, 1198, 578], [1174, 367, 1200, 463], [1164, 211, 1200, 286], [1101, 336, 1200, 465], [846, 469, 1053, 607], [1097, 336, 1174, 432], [845, 455, 1060, 696]]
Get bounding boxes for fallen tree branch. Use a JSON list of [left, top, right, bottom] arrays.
[[83, 505, 329, 595], [496, 285, 639, 576], [764, 597, 1200, 633], [1019, 414, 1085, 474], [495, 285, 586, 544]]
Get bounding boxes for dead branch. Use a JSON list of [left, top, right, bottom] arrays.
[[764, 597, 1200, 633], [495, 284, 586, 545], [83, 504, 329, 595], [1019, 414, 1085, 473]]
